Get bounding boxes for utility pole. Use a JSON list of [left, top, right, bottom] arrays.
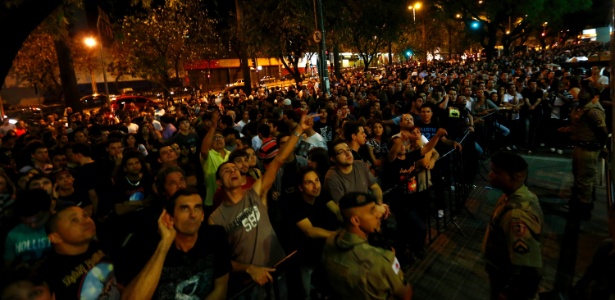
[[314, 0, 330, 95]]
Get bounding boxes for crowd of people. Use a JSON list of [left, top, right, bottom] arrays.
[[0, 41, 612, 300]]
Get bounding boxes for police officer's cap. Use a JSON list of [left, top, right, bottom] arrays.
[[339, 192, 376, 210], [491, 151, 528, 174]]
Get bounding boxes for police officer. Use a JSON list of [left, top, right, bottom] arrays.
[[483, 151, 544, 300], [564, 89, 609, 220], [321, 192, 412, 300]]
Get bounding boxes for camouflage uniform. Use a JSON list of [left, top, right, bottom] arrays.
[[482, 185, 545, 300], [570, 101, 606, 216], [321, 230, 406, 300]]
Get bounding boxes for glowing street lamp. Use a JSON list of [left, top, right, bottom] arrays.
[[408, 2, 422, 23], [83, 36, 110, 103]]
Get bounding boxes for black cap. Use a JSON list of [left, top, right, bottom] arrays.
[[339, 192, 376, 210]]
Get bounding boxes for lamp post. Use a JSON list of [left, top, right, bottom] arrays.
[[408, 2, 421, 23], [84, 37, 110, 104]]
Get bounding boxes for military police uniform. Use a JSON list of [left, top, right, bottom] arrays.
[[321, 192, 407, 300], [569, 101, 607, 218], [321, 230, 406, 300], [482, 185, 544, 300]]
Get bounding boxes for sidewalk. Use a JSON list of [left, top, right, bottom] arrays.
[[406, 151, 610, 299]]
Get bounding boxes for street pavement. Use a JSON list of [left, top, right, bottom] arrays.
[[406, 148, 610, 299]]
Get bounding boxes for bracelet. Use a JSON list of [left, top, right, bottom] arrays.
[[293, 131, 301, 137]]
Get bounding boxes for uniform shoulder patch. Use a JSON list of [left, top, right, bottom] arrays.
[[513, 239, 529, 254], [512, 221, 527, 236], [392, 257, 401, 275]]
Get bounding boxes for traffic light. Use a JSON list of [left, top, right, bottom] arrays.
[[406, 50, 412, 57], [251, 58, 256, 68], [541, 32, 545, 37], [471, 21, 479, 29]]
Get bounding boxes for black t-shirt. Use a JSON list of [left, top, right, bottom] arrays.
[[313, 121, 333, 144], [113, 174, 154, 204], [56, 189, 92, 210], [521, 88, 544, 115], [41, 243, 121, 300], [382, 149, 423, 192], [280, 191, 340, 264], [154, 225, 232, 299], [74, 161, 114, 217], [441, 104, 471, 139]]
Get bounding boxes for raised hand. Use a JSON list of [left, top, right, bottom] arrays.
[[158, 209, 176, 248]]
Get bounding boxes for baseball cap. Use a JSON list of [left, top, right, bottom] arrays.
[[283, 99, 292, 106], [339, 192, 377, 210]]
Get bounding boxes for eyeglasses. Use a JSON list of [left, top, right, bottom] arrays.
[[335, 148, 353, 156], [214, 136, 224, 140]]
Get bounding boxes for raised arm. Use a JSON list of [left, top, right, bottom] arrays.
[[421, 128, 447, 155], [122, 210, 175, 300], [200, 110, 220, 161], [252, 114, 316, 199]]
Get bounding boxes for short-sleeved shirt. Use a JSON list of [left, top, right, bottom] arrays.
[[209, 189, 285, 267], [482, 185, 544, 272], [4, 223, 51, 262], [325, 161, 377, 204], [570, 102, 606, 143], [321, 230, 406, 299], [153, 225, 232, 299], [201, 149, 230, 206], [41, 243, 121, 300]]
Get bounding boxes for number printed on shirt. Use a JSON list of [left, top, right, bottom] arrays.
[[241, 206, 261, 232]]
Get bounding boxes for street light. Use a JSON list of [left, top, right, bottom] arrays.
[[408, 2, 421, 23], [83, 36, 110, 103]]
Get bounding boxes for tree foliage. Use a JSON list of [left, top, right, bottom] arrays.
[[239, 0, 318, 86], [113, 0, 220, 93], [434, 0, 592, 60], [338, 0, 410, 70]]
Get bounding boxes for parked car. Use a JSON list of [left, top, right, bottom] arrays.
[[259, 76, 275, 84], [281, 74, 295, 81], [226, 79, 245, 87], [79, 94, 109, 111], [111, 95, 160, 111]]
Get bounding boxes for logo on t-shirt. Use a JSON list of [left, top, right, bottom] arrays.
[[80, 261, 121, 299], [226, 206, 261, 233]]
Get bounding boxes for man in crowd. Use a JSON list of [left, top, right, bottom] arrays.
[[3, 190, 52, 268], [19, 140, 53, 175], [208, 113, 316, 298], [42, 205, 122, 299], [201, 110, 230, 208], [172, 116, 199, 164], [122, 188, 231, 300], [325, 138, 383, 205]]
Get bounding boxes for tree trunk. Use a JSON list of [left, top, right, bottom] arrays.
[[484, 23, 499, 61], [235, 0, 251, 94], [54, 37, 80, 111]]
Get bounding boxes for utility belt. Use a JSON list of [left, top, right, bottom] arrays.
[[574, 141, 602, 151]]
